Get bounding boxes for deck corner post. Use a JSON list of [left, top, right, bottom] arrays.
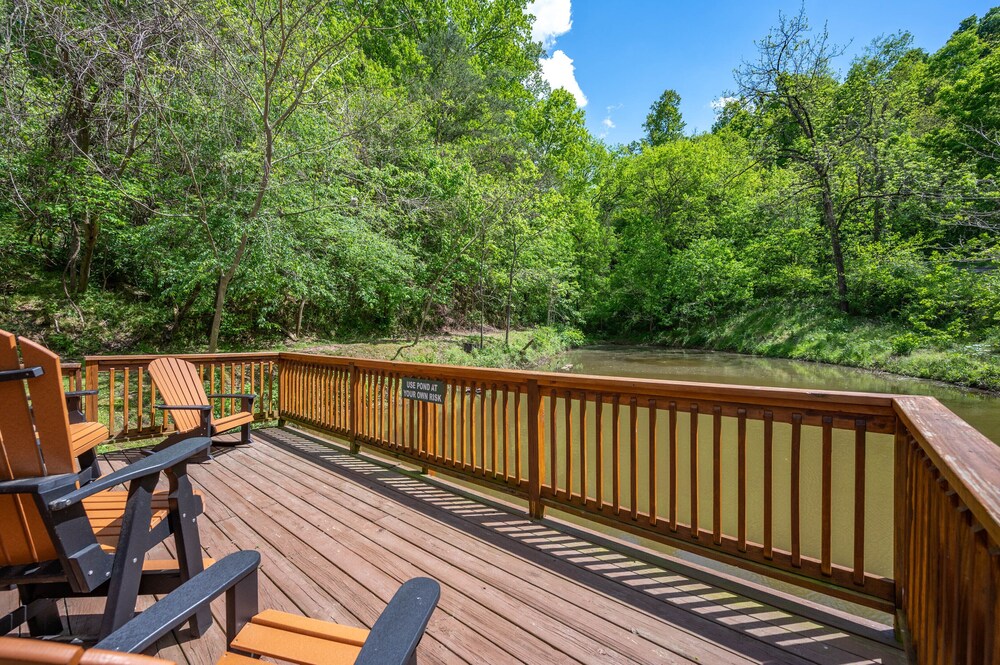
[[84, 357, 99, 421], [892, 415, 908, 633], [527, 379, 544, 520], [349, 362, 360, 453]]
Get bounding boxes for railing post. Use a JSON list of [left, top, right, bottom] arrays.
[[349, 362, 359, 453], [84, 357, 99, 421], [276, 358, 286, 427], [893, 417, 908, 640], [527, 379, 544, 519]]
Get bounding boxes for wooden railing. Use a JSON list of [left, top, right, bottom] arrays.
[[278, 353, 903, 611], [892, 396, 1000, 663], [79, 350, 1000, 660], [81, 352, 279, 440]]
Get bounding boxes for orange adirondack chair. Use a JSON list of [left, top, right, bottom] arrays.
[[0, 330, 211, 639], [146, 358, 256, 448]]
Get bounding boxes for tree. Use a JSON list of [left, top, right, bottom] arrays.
[[643, 89, 685, 146], [736, 9, 854, 310]]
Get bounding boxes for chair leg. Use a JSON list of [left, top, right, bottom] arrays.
[[240, 423, 252, 445], [166, 465, 211, 636], [99, 475, 157, 639]]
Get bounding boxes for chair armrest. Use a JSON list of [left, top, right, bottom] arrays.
[[0, 366, 43, 382], [153, 404, 212, 411], [355, 577, 441, 665], [65, 389, 98, 397], [0, 473, 78, 496], [48, 437, 212, 510], [94, 551, 261, 654], [207, 394, 257, 400]]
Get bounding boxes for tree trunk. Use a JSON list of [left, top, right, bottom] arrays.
[[77, 211, 99, 293], [164, 284, 203, 343], [208, 233, 249, 352], [821, 186, 849, 312], [295, 298, 306, 338]]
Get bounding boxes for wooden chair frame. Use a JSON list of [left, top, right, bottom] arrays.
[[147, 358, 257, 449], [0, 352, 212, 640]]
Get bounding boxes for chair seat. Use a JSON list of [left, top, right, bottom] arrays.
[[70, 421, 109, 457], [84, 490, 201, 548], [211, 412, 254, 434], [228, 609, 370, 665]]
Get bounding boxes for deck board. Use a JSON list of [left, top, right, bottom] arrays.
[[2, 426, 905, 664]]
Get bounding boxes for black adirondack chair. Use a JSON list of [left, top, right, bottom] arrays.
[[0, 551, 441, 665], [0, 330, 212, 639]]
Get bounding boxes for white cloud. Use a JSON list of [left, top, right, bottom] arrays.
[[528, 0, 572, 49], [539, 50, 587, 107], [602, 117, 615, 129], [711, 96, 738, 110]]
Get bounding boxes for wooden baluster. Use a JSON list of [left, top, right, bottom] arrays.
[[450, 381, 458, 464], [514, 386, 522, 481], [229, 363, 236, 416], [122, 368, 130, 434], [612, 399, 620, 514], [712, 405, 722, 545], [669, 402, 677, 532], [791, 413, 802, 568], [580, 392, 588, 504], [821, 415, 833, 576], [548, 390, 556, 489], [648, 398, 657, 526], [853, 418, 867, 585], [763, 411, 774, 560], [459, 381, 466, 467], [689, 403, 699, 538], [629, 396, 638, 520], [410, 381, 418, 451], [737, 408, 747, 552], [479, 382, 486, 472], [503, 386, 511, 480], [137, 369, 145, 430], [491, 384, 498, 475], [421, 400, 429, 459], [150, 383, 158, 431], [564, 390, 573, 498], [595, 394, 604, 508], [109, 370, 117, 435], [467, 384, 475, 469]]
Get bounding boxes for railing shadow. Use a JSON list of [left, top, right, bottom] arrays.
[[257, 427, 904, 665]]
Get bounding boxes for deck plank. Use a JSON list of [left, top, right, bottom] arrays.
[[2, 429, 905, 664]]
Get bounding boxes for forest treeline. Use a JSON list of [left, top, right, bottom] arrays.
[[0, 1, 997, 381]]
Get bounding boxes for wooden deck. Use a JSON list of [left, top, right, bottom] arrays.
[[8, 426, 905, 664]]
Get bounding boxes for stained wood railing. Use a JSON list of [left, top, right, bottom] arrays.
[[892, 396, 1000, 663], [81, 352, 279, 440], [76, 350, 1000, 660], [278, 353, 903, 611]]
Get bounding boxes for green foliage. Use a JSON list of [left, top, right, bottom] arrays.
[[0, 2, 997, 393]]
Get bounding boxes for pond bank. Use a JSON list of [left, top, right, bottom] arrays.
[[597, 303, 1000, 393]]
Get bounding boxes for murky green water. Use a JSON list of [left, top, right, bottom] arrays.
[[549, 347, 999, 445]]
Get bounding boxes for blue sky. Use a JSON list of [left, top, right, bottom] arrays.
[[527, 1, 997, 145]]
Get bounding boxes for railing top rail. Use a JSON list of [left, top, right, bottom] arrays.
[[85, 351, 280, 364], [893, 395, 1000, 545], [278, 352, 898, 413]]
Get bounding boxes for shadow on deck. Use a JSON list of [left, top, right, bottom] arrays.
[[19, 426, 906, 664]]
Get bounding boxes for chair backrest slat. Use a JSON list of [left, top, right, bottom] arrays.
[[0, 331, 62, 565], [19, 338, 75, 474], [147, 358, 209, 433]]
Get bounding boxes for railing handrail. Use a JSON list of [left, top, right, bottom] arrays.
[[279, 352, 899, 412], [85, 351, 280, 364], [893, 395, 1000, 545]]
